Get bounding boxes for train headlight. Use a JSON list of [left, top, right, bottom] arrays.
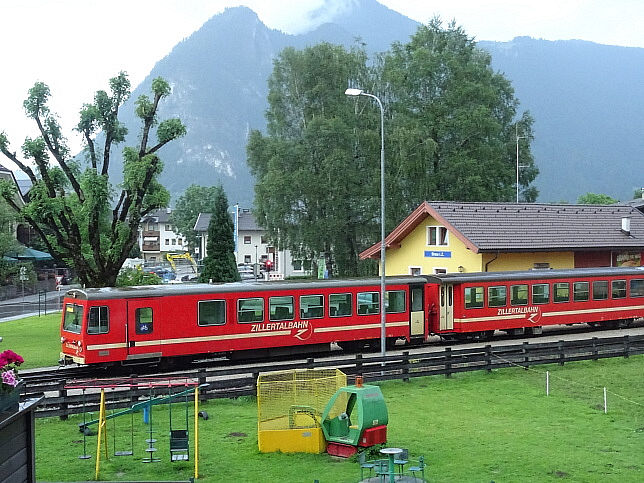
[[60, 337, 66, 343]]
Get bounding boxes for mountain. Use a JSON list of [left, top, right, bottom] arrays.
[[110, 1, 644, 206], [111, 1, 419, 207], [479, 37, 644, 202]]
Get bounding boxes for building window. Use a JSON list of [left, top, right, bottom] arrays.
[[165, 239, 170, 245], [434, 268, 447, 274], [260, 235, 268, 244], [409, 266, 421, 276], [244, 235, 251, 244], [178, 239, 183, 246], [292, 260, 303, 271], [244, 255, 252, 264], [149, 223, 157, 231], [427, 226, 448, 246], [165, 224, 171, 231], [172, 239, 176, 245]]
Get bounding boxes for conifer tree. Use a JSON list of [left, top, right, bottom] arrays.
[[198, 187, 240, 283]]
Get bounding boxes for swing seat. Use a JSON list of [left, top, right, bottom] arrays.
[[170, 429, 189, 462]]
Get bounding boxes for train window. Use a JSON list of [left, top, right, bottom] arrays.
[[238, 298, 264, 323], [270, 296, 294, 321], [592, 281, 609, 300], [611, 280, 626, 299], [87, 306, 109, 334], [135, 307, 153, 334], [198, 300, 226, 326], [300, 295, 324, 319], [411, 287, 423, 312], [510, 285, 528, 306], [487, 286, 507, 307], [630, 279, 644, 297], [464, 287, 484, 309], [329, 293, 352, 317], [63, 304, 84, 334], [573, 282, 589, 301], [385, 290, 406, 313], [357, 292, 380, 315], [553, 283, 570, 303], [532, 284, 550, 304]]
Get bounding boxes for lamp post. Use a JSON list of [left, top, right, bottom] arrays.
[[345, 87, 387, 359], [516, 124, 527, 203]]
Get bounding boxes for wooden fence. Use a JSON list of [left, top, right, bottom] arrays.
[[23, 334, 644, 419]]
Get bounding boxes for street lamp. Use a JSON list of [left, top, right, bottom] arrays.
[[345, 87, 387, 360], [516, 124, 527, 203]]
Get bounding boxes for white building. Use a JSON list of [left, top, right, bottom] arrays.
[[139, 208, 187, 263], [194, 208, 309, 278]]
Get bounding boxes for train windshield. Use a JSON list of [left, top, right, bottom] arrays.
[[63, 303, 84, 334]]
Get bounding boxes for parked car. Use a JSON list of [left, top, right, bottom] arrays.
[[238, 264, 256, 280]]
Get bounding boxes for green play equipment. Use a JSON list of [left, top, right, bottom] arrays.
[[321, 377, 388, 454]]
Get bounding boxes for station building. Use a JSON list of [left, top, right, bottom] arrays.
[[360, 202, 644, 275]]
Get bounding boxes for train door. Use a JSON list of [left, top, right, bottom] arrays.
[[439, 284, 454, 331], [126, 299, 161, 360], [409, 284, 424, 337]]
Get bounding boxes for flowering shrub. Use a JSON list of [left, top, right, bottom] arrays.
[[0, 349, 23, 392]]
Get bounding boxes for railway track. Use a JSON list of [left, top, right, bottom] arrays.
[[21, 321, 644, 386]]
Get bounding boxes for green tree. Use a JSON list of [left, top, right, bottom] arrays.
[[247, 43, 376, 277], [379, 18, 537, 220], [577, 192, 618, 204], [198, 186, 240, 283], [0, 73, 186, 287], [115, 267, 161, 286], [170, 185, 223, 251]]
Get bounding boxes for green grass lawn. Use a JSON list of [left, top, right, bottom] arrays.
[[33, 355, 643, 482], [0, 313, 61, 369]]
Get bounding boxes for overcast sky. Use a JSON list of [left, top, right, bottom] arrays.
[[1, 0, 643, 157]]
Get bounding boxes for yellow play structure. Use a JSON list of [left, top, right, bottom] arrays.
[[257, 368, 346, 453]]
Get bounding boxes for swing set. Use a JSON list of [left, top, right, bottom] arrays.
[[66, 377, 208, 480]]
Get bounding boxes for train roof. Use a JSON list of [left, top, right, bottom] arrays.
[[64, 276, 424, 301], [425, 266, 644, 284]]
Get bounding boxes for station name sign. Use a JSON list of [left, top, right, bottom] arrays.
[[424, 250, 452, 258]]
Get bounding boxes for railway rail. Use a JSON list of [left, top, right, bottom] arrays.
[[21, 332, 644, 419]]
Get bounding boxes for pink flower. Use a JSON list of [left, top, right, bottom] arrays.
[[2, 370, 18, 387]]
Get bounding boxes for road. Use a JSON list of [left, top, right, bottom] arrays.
[[0, 289, 63, 321]]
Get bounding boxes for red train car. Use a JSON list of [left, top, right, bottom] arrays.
[[60, 267, 644, 367], [59, 277, 426, 366], [427, 267, 644, 340]]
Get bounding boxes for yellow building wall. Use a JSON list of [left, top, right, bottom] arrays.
[[481, 251, 574, 272], [384, 215, 576, 275], [385, 216, 483, 275]]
